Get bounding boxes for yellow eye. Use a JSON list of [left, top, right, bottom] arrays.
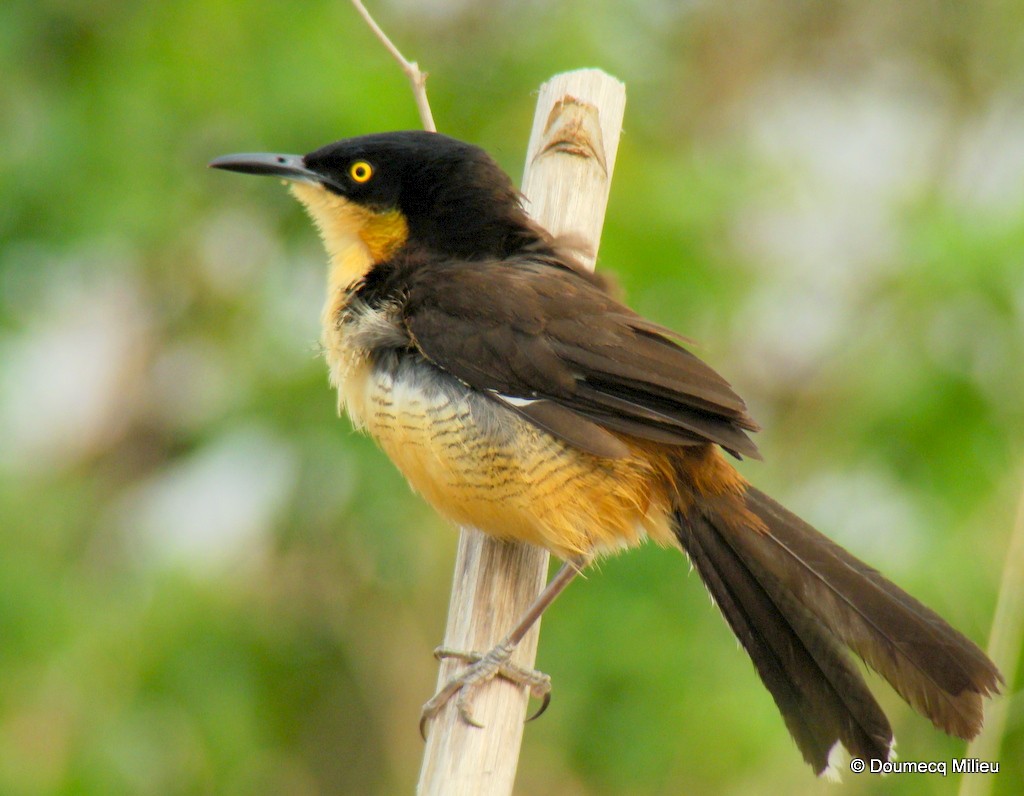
[[349, 160, 373, 183]]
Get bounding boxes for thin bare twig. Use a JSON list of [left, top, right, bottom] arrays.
[[349, 0, 436, 131]]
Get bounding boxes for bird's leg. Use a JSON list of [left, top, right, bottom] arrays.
[[419, 558, 586, 737]]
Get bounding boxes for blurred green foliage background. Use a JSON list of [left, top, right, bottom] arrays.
[[2, 0, 1022, 793]]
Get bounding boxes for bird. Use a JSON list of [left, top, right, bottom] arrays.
[[210, 130, 1001, 775]]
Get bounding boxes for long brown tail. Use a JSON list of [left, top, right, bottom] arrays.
[[673, 484, 1002, 775]]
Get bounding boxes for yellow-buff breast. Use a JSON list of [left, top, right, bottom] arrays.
[[337, 347, 675, 559]]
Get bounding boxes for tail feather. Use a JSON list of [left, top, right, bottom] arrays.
[[677, 510, 892, 773], [738, 487, 1002, 736], [674, 484, 1002, 773]]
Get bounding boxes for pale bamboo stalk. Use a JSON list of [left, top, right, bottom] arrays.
[[416, 69, 626, 795]]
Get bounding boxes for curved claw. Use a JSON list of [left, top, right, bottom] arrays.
[[456, 687, 485, 729], [525, 689, 551, 723], [419, 677, 462, 739]]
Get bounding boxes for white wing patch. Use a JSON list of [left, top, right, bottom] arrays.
[[491, 391, 540, 408]]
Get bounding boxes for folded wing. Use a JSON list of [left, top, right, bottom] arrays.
[[402, 258, 760, 460]]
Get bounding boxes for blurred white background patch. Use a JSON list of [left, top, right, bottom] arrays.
[[0, 268, 150, 474], [113, 426, 299, 571]]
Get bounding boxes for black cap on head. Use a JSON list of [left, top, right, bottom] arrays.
[[212, 131, 537, 258]]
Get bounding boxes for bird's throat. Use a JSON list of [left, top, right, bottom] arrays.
[[289, 182, 411, 376], [290, 182, 409, 294], [287, 182, 412, 428]]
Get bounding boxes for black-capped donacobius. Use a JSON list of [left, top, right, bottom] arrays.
[[210, 131, 1001, 775]]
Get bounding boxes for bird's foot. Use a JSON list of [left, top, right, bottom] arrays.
[[419, 642, 552, 738]]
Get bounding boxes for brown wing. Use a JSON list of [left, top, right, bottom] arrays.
[[403, 258, 761, 460]]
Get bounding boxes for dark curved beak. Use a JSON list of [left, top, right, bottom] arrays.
[[208, 152, 312, 179], [208, 152, 345, 193]]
